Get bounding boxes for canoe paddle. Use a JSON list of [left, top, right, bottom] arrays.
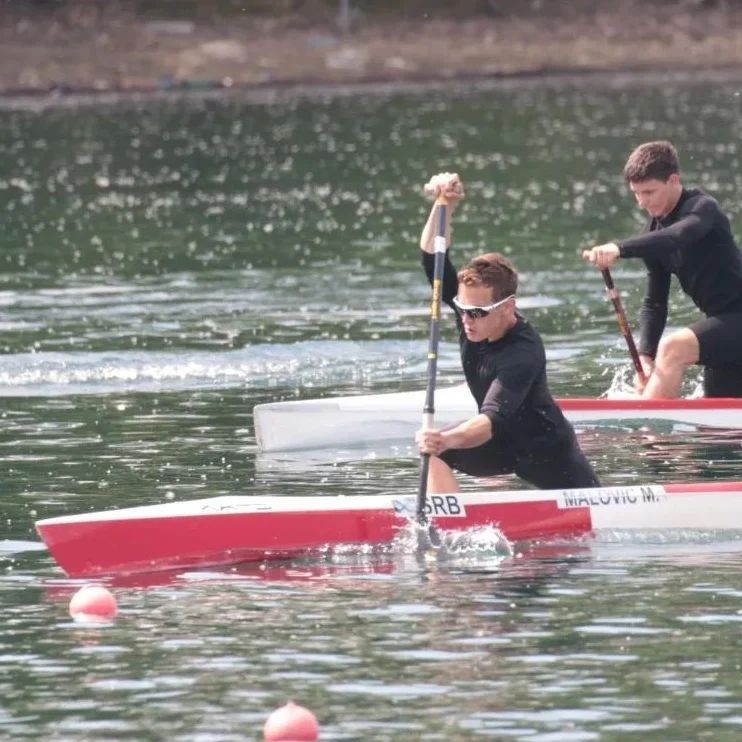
[[417, 194, 448, 535], [600, 268, 648, 386]]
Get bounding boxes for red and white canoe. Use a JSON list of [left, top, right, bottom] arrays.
[[36, 480, 742, 578], [253, 384, 742, 451]]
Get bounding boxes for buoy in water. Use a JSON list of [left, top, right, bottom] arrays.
[[68, 585, 118, 621], [263, 701, 319, 741]]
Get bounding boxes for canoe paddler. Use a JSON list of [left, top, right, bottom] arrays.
[[582, 140, 742, 398], [416, 172, 600, 495]]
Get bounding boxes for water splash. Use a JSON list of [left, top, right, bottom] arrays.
[[393, 521, 513, 565], [603, 364, 705, 399]]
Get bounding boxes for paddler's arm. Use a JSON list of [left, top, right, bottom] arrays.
[[619, 207, 713, 259], [631, 261, 669, 391], [637, 262, 670, 360], [416, 414, 492, 457], [582, 205, 713, 269]]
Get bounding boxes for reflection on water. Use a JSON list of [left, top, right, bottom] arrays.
[[1, 76, 742, 739], [6, 537, 742, 739], [591, 426, 742, 483]]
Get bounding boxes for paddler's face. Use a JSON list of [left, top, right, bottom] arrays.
[[629, 174, 682, 218], [456, 284, 516, 343]]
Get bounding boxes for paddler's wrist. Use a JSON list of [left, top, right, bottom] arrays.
[[614, 240, 631, 259], [439, 429, 458, 452]]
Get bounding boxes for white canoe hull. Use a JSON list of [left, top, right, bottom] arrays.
[[254, 384, 742, 451]]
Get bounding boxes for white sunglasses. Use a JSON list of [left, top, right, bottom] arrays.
[[452, 294, 515, 319]]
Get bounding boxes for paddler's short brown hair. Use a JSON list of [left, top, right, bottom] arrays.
[[457, 252, 518, 302], [623, 141, 680, 183]]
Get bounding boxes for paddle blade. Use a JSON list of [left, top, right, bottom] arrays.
[[416, 522, 441, 552]]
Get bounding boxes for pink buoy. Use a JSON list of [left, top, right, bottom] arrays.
[[68, 585, 118, 621], [263, 701, 319, 741]]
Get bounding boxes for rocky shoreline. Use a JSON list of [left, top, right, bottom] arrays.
[[3, 4, 742, 97]]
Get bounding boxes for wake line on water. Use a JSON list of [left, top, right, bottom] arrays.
[[0, 340, 464, 397], [0, 329, 585, 398]]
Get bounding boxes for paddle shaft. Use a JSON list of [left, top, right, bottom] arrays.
[[601, 268, 648, 385], [417, 199, 448, 523]]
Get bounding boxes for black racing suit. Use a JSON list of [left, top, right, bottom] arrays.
[[617, 187, 742, 397], [422, 251, 600, 489]]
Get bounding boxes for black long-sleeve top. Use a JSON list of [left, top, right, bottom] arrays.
[[617, 187, 742, 358], [422, 251, 574, 457]]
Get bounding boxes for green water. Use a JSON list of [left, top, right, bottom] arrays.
[[1, 75, 742, 740]]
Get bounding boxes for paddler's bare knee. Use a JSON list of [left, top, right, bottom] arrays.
[[643, 329, 700, 398], [654, 328, 700, 370], [427, 456, 460, 495]]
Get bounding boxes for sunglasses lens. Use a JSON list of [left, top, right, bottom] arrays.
[[454, 294, 513, 320], [465, 308, 488, 319]]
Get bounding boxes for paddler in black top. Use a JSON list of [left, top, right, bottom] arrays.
[[416, 172, 600, 494], [583, 140, 742, 398]]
